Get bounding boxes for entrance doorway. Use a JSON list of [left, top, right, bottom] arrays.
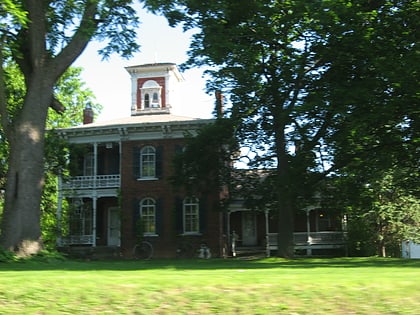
[[107, 207, 120, 246], [241, 212, 257, 246]]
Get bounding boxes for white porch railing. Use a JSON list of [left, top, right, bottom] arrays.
[[58, 235, 94, 246], [62, 175, 120, 190], [267, 231, 347, 254]]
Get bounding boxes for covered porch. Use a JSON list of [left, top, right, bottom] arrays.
[[57, 195, 121, 248], [227, 201, 348, 257]]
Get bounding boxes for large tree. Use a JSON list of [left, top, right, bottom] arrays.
[[144, 0, 419, 257], [0, 0, 139, 254]]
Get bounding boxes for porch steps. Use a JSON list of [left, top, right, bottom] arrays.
[[58, 246, 121, 260]]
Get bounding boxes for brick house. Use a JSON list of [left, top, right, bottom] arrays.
[[56, 63, 222, 258], [56, 62, 347, 258]]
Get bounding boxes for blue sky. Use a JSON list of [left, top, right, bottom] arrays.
[[74, 5, 214, 122]]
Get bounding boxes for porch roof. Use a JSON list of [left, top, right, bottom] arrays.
[[55, 114, 215, 142], [63, 114, 212, 130]]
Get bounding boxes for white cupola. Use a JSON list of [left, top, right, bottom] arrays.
[[125, 63, 184, 116]]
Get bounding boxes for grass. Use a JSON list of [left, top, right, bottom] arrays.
[[0, 257, 419, 314]]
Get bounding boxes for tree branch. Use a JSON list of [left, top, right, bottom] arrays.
[[50, 97, 65, 114], [0, 35, 10, 137], [50, 2, 99, 79]]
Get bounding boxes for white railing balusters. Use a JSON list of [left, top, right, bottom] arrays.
[[62, 174, 120, 190]]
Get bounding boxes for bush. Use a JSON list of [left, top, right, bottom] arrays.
[[0, 247, 17, 262]]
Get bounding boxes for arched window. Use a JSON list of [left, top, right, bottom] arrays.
[[144, 93, 150, 108], [140, 198, 156, 235], [141, 80, 161, 109], [140, 146, 156, 178], [183, 197, 199, 234]]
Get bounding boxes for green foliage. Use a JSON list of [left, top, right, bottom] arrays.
[[0, 61, 101, 248], [0, 247, 67, 263], [145, 0, 419, 257], [337, 167, 419, 257], [171, 118, 237, 197], [0, 0, 140, 253], [22, 249, 67, 263], [0, 246, 16, 262]]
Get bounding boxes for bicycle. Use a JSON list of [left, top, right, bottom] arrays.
[[132, 240, 153, 260]]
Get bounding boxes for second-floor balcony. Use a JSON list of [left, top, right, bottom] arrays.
[[62, 174, 120, 190]]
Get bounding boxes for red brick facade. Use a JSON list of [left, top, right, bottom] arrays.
[[120, 138, 222, 258]]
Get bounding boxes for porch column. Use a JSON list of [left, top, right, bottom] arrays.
[[56, 173, 63, 246], [305, 209, 312, 256], [265, 209, 270, 257], [93, 142, 98, 187], [92, 195, 97, 247]]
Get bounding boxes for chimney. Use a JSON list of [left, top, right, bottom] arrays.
[[215, 90, 224, 119], [83, 103, 94, 124]]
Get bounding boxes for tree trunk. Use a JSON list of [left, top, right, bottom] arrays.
[[0, 74, 52, 256], [277, 199, 294, 258], [275, 117, 295, 258]]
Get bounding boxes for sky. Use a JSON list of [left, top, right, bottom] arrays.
[[73, 5, 215, 122]]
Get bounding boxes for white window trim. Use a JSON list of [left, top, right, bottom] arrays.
[[140, 146, 156, 179], [183, 197, 200, 234], [140, 198, 157, 235]]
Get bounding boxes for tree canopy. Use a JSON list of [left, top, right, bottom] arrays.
[[0, 0, 139, 254], [144, 0, 419, 257]]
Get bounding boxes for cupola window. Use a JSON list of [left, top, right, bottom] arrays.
[[144, 93, 150, 108], [141, 80, 161, 110]]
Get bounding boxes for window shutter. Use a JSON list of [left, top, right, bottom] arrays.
[[175, 197, 183, 234], [199, 198, 207, 234], [133, 147, 140, 179], [156, 146, 163, 179], [156, 198, 163, 236], [133, 199, 140, 240]]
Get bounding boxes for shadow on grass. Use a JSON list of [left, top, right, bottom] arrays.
[[1, 257, 419, 272]]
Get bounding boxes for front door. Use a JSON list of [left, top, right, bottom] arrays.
[[108, 207, 120, 246], [242, 212, 257, 246]]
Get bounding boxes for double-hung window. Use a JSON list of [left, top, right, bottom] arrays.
[[140, 198, 156, 235], [183, 197, 199, 234], [140, 146, 156, 178]]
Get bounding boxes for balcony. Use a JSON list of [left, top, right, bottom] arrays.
[[57, 235, 94, 246], [62, 175, 120, 190]]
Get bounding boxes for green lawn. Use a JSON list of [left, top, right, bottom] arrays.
[[0, 257, 419, 314]]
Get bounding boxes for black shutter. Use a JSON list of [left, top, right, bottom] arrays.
[[199, 198, 207, 234], [156, 146, 163, 179], [175, 197, 183, 235], [133, 147, 140, 179], [156, 198, 163, 236], [133, 199, 140, 239]]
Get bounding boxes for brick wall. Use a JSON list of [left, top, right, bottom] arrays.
[[120, 138, 222, 258], [136, 77, 166, 109]]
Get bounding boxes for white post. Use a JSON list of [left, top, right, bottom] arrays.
[[227, 211, 232, 256], [92, 195, 97, 247], [265, 209, 270, 257], [93, 142, 98, 188], [306, 209, 312, 256], [56, 172, 63, 246]]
